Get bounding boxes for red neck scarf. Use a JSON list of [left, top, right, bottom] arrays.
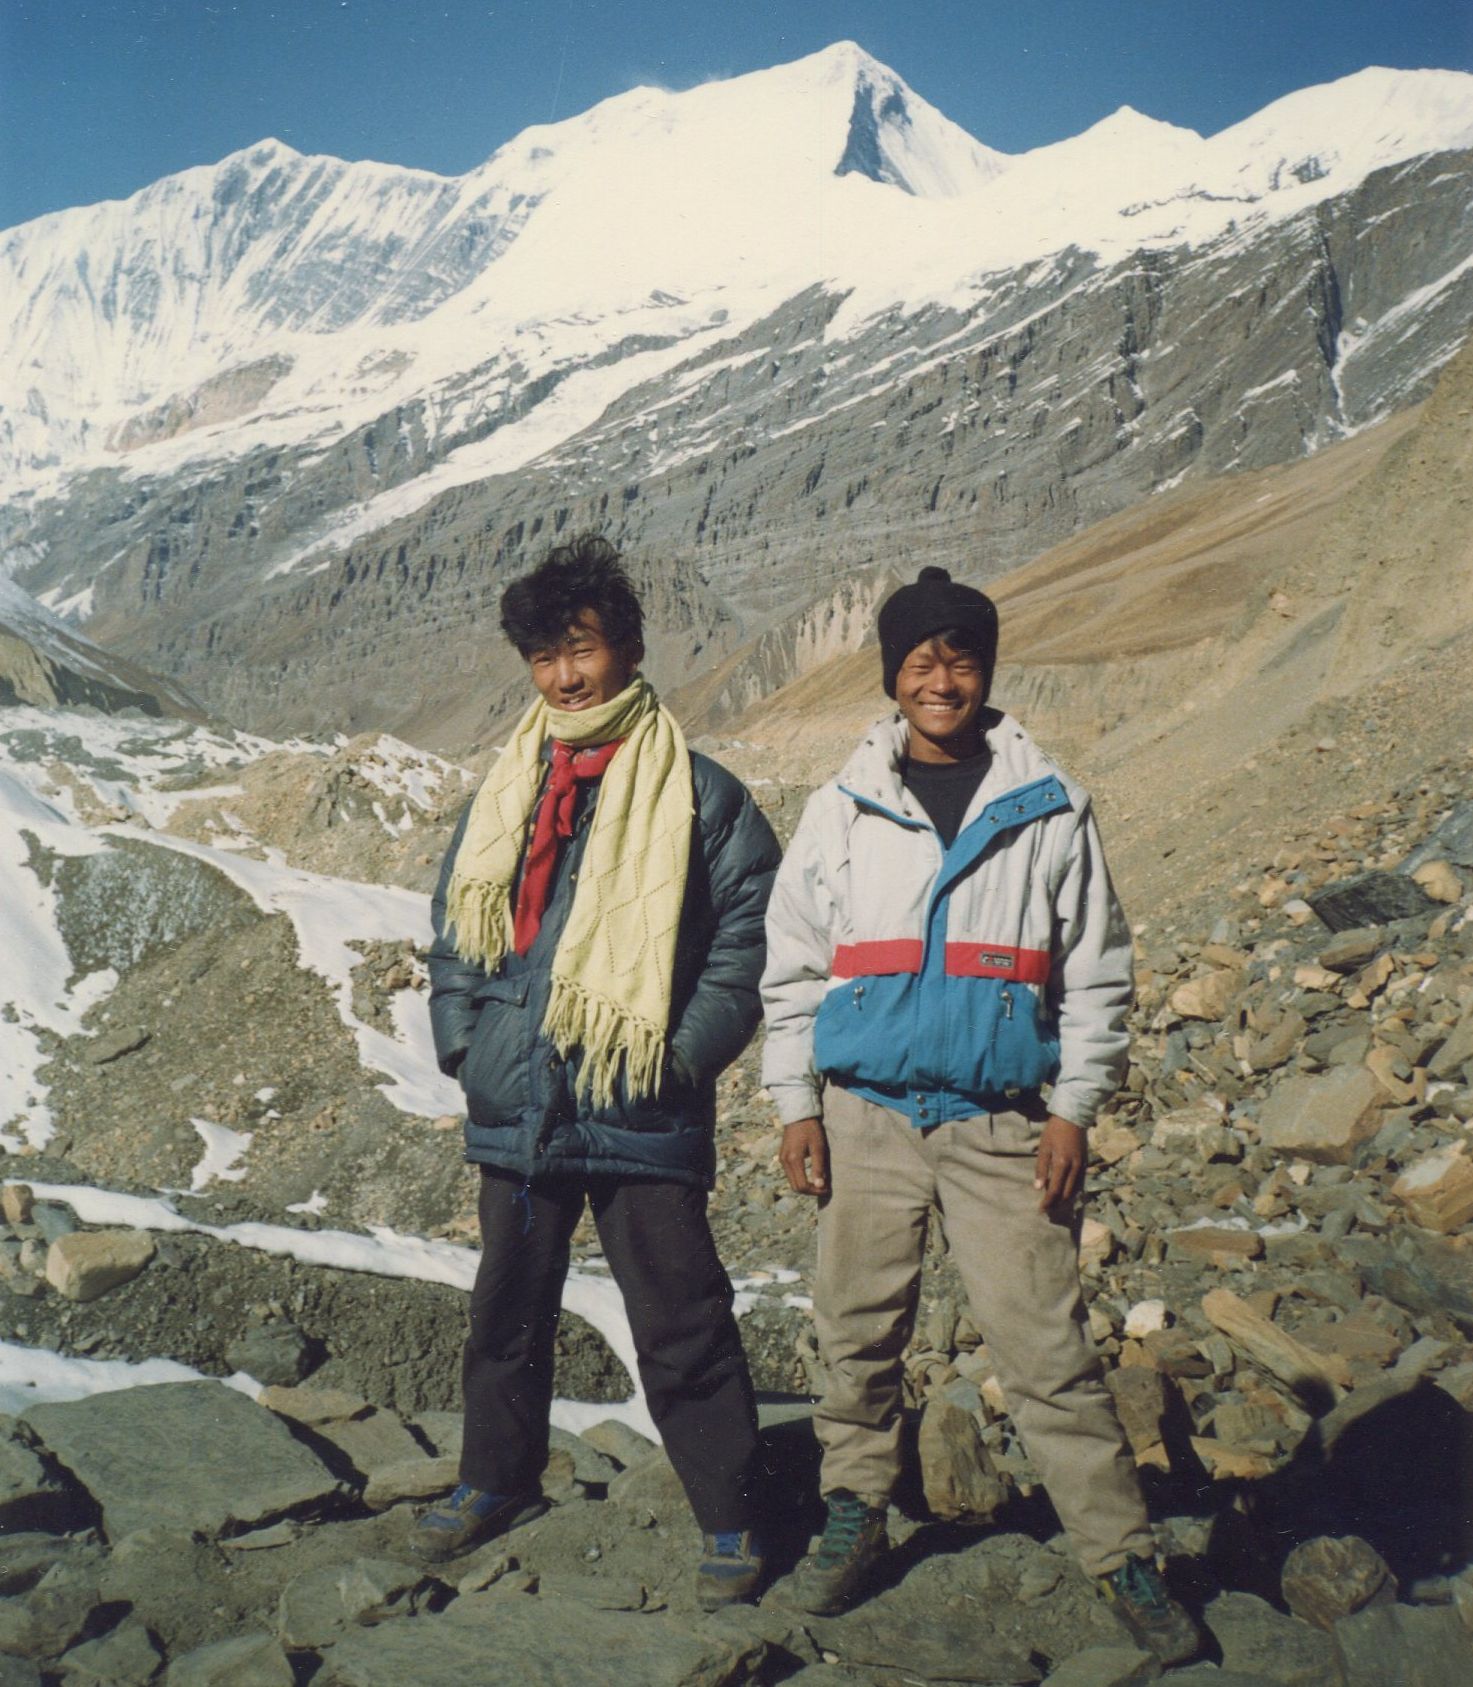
[[511, 737, 624, 956]]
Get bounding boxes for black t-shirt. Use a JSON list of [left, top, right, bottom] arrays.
[[901, 750, 990, 848]]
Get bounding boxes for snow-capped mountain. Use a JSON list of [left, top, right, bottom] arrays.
[[2, 45, 1471, 740]]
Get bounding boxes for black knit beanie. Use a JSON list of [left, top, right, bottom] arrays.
[[877, 566, 999, 699]]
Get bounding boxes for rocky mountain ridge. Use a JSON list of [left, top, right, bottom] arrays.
[[3, 54, 1471, 743]]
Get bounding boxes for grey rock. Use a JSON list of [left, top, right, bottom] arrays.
[[314, 1407, 424, 1482], [0, 1420, 71, 1531], [1043, 1648, 1159, 1686], [1205, 1591, 1335, 1684], [57, 1616, 162, 1684], [1401, 803, 1473, 874], [0, 1562, 101, 1663], [1309, 873, 1433, 931], [30, 1203, 78, 1244], [806, 1609, 1041, 1682], [224, 1322, 313, 1387], [1258, 1068, 1389, 1165], [45, 1230, 155, 1302], [163, 1633, 294, 1687], [0, 1533, 84, 1599], [581, 1417, 660, 1471], [548, 1424, 620, 1487], [917, 1392, 1011, 1522], [98, 1527, 239, 1657], [361, 1454, 457, 1510], [321, 1592, 766, 1685], [1333, 1600, 1473, 1687], [607, 1446, 689, 1522], [276, 1558, 431, 1651], [83, 1026, 152, 1066], [23, 1380, 341, 1540], [1282, 1535, 1397, 1629]]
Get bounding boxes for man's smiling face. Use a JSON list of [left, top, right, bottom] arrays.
[[525, 607, 641, 712], [894, 633, 988, 763]]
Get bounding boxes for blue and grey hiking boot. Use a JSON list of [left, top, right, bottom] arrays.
[[695, 1529, 765, 1611], [789, 1489, 889, 1615], [1096, 1554, 1203, 1665], [410, 1484, 547, 1563]]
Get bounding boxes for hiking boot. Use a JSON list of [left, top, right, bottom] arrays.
[[1097, 1554, 1203, 1666], [410, 1484, 547, 1563], [789, 1489, 889, 1615], [696, 1530, 765, 1611]]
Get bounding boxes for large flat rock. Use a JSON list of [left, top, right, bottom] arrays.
[[321, 1592, 765, 1686], [24, 1381, 341, 1540]]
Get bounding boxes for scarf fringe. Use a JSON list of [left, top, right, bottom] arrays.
[[446, 872, 512, 972], [544, 975, 666, 1110]]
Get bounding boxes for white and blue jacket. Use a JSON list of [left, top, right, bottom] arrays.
[[760, 712, 1132, 1131]]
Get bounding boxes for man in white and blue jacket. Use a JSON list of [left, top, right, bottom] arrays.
[[760, 567, 1200, 1665]]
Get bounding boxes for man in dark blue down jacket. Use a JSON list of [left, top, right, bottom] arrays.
[[417, 532, 780, 1611]]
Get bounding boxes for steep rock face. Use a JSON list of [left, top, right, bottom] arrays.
[[0, 578, 202, 717]]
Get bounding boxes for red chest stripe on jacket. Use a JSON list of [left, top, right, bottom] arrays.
[[944, 943, 1051, 983], [831, 940, 923, 977], [830, 941, 1050, 983]]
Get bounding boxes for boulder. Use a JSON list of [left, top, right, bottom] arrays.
[[163, 1633, 293, 1686], [607, 1447, 688, 1522], [320, 1594, 767, 1686], [1281, 1535, 1396, 1630], [23, 1381, 340, 1540], [1332, 1600, 1472, 1687], [805, 1609, 1040, 1682], [1167, 1228, 1264, 1266], [1, 1185, 34, 1226], [1308, 872, 1432, 931], [257, 1385, 370, 1426], [1410, 860, 1464, 904], [276, 1559, 431, 1651], [0, 1422, 72, 1532], [56, 1616, 162, 1685], [917, 1393, 1010, 1522], [1393, 1146, 1473, 1234], [361, 1455, 458, 1510], [1040, 1649, 1159, 1686], [1257, 1068, 1388, 1165], [224, 1324, 313, 1388], [1203, 1591, 1335, 1686], [578, 1418, 659, 1471], [1104, 1367, 1169, 1462], [45, 1231, 155, 1302], [1169, 970, 1240, 1022]]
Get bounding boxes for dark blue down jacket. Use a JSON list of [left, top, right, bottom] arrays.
[[428, 750, 780, 1188]]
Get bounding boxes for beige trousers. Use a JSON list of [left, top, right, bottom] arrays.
[[812, 1084, 1153, 1576]]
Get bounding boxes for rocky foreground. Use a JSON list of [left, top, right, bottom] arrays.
[[6, 767, 1473, 1683]]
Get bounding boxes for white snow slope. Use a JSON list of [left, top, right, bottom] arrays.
[[3, 44, 1470, 503], [0, 705, 461, 1148]]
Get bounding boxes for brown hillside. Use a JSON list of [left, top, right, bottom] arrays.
[[716, 333, 1473, 934]]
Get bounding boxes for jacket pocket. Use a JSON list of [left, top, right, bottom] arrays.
[[813, 974, 916, 1086], [462, 972, 534, 1122], [946, 980, 1059, 1098]]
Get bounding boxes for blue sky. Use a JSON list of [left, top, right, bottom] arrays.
[[3, 0, 1470, 230]]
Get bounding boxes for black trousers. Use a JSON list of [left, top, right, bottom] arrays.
[[459, 1166, 759, 1532]]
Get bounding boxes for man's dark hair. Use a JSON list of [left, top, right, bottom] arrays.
[[499, 532, 644, 656]]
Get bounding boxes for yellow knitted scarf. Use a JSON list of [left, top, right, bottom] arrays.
[[446, 675, 693, 1107]]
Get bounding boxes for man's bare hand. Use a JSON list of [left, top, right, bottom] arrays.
[[780, 1117, 829, 1196], [1034, 1115, 1086, 1212]]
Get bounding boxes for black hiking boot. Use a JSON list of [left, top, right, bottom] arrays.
[[788, 1489, 889, 1615], [1096, 1554, 1203, 1666]]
